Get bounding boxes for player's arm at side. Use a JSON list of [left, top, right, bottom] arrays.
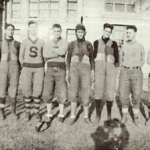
[[93, 40, 98, 59], [19, 40, 26, 66], [43, 42, 58, 59], [66, 42, 72, 84], [119, 44, 125, 67], [88, 43, 95, 82], [112, 41, 119, 67], [0, 42, 2, 61], [51, 40, 69, 56], [15, 41, 21, 66]]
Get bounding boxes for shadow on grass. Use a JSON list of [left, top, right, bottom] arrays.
[[91, 118, 130, 150], [89, 99, 95, 120], [35, 111, 60, 132]]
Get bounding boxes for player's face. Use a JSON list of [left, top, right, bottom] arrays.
[[5, 26, 14, 38], [28, 23, 37, 36], [103, 27, 112, 38], [127, 29, 136, 41], [76, 30, 85, 39], [53, 27, 62, 39]]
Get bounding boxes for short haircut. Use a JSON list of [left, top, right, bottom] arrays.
[[28, 20, 37, 26], [5, 24, 15, 30], [126, 25, 137, 32], [52, 24, 61, 29], [103, 23, 113, 31]]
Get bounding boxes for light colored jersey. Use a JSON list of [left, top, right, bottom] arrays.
[[19, 37, 44, 66], [120, 41, 145, 67], [43, 37, 69, 63]]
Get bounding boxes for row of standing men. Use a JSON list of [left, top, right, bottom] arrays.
[[0, 21, 148, 127]]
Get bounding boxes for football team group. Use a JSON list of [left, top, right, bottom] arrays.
[[0, 20, 149, 128]]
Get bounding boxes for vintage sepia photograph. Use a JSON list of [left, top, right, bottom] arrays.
[[0, 0, 150, 149]]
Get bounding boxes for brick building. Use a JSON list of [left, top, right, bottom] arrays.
[[1, 0, 150, 77]]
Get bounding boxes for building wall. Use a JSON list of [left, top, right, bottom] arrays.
[[4, 0, 150, 78]]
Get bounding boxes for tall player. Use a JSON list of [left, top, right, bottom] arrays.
[[0, 24, 21, 120], [93, 23, 119, 123], [42, 24, 69, 123], [19, 21, 44, 122], [66, 24, 94, 125]]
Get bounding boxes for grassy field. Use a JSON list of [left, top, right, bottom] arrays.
[[0, 79, 150, 150]]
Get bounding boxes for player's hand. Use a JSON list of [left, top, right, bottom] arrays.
[[91, 70, 95, 83], [115, 63, 119, 68], [53, 46, 59, 48], [66, 71, 70, 87]]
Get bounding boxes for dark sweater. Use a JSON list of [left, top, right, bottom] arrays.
[[0, 38, 21, 61], [66, 39, 94, 70], [93, 37, 119, 64]]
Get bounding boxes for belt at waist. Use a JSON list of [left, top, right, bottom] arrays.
[[123, 66, 141, 70], [23, 62, 44, 68], [47, 62, 65, 69]]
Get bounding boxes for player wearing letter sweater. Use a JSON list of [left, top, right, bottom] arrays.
[[19, 21, 44, 122], [0, 24, 21, 120], [42, 24, 69, 123]]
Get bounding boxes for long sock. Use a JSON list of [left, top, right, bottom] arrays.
[[24, 98, 32, 113], [133, 108, 139, 118], [95, 99, 105, 118], [0, 98, 6, 108], [121, 108, 128, 123], [34, 99, 41, 114], [71, 102, 77, 118], [83, 106, 89, 118], [58, 104, 64, 118], [95, 99, 101, 117], [11, 98, 17, 114], [46, 103, 53, 117], [106, 101, 113, 120], [0, 98, 6, 117]]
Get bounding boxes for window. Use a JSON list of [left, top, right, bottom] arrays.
[[112, 25, 126, 50], [29, 0, 59, 18], [12, 0, 21, 18], [105, 0, 136, 13], [66, 29, 76, 42], [67, 0, 77, 18]]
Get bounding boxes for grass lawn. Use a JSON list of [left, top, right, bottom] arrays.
[[0, 79, 150, 150]]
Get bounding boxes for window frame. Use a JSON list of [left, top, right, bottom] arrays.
[[105, 0, 136, 13], [66, 28, 76, 41], [28, 0, 60, 18], [11, 0, 21, 19], [67, 0, 78, 18]]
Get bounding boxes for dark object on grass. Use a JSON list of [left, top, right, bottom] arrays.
[[91, 118, 129, 150]]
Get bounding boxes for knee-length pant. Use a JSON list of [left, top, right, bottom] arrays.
[[68, 63, 91, 106], [94, 61, 117, 101], [119, 68, 143, 109], [42, 67, 67, 104], [0, 61, 19, 99], [21, 67, 44, 99]]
